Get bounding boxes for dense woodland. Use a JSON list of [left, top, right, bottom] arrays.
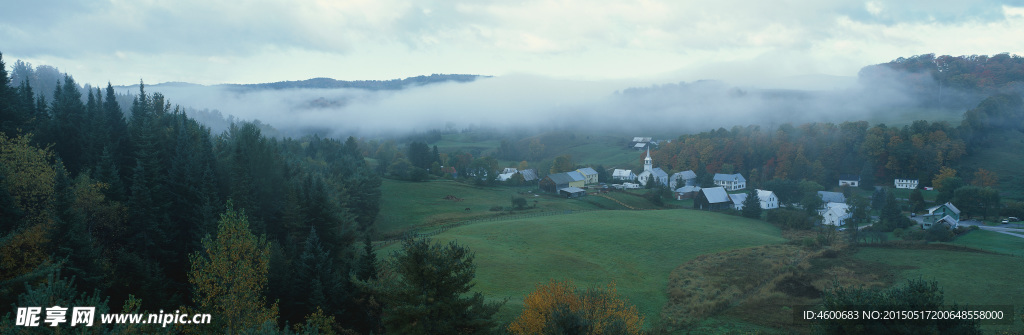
[[0, 52, 414, 333]]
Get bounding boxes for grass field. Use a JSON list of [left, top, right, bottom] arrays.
[[379, 209, 787, 328], [853, 247, 1024, 334], [944, 229, 1024, 257], [374, 179, 604, 235]]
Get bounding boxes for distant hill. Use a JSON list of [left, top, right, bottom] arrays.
[[121, 74, 484, 91]]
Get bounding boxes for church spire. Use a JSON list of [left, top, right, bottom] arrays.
[[644, 148, 652, 172]]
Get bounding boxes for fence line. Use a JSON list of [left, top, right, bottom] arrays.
[[373, 209, 596, 247]]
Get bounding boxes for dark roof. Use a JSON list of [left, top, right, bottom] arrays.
[[817, 191, 846, 204], [559, 187, 587, 194], [545, 172, 577, 185], [520, 169, 538, 181], [839, 174, 860, 181], [672, 170, 697, 180], [651, 168, 668, 178]]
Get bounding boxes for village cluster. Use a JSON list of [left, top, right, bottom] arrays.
[[493, 137, 965, 231]]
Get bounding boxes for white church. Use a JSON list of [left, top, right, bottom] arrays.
[[637, 149, 669, 187]]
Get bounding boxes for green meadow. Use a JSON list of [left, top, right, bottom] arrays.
[[853, 247, 1024, 334], [381, 209, 788, 327], [374, 179, 605, 235]]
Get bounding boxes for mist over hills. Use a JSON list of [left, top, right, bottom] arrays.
[[28, 53, 1024, 139]]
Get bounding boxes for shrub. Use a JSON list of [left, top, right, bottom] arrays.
[[509, 280, 644, 335]]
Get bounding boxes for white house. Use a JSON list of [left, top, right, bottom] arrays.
[[757, 189, 779, 209], [612, 169, 636, 181], [713, 173, 746, 191], [670, 170, 697, 189], [838, 174, 860, 187], [820, 203, 851, 226], [497, 172, 516, 181], [576, 167, 599, 185], [502, 167, 519, 174], [729, 189, 779, 210], [894, 178, 919, 189]]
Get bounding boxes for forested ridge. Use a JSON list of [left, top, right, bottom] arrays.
[[0, 52, 396, 333]]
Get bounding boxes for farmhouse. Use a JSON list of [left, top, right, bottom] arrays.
[[540, 172, 585, 193], [756, 189, 779, 209], [838, 174, 860, 187], [674, 186, 701, 200], [576, 167, 600, 185], [728, 189, 779, 210], [820, 203, 851, 226], [612, 169, 636, 181], [817, 191, 846, 205], [713, 173, 746, 191], [694, 187, 731, 211], [670, 170, 697, 189], [631, 137, 652, 150], [894, 178, 919, 189], [921, 202, 961, 229]]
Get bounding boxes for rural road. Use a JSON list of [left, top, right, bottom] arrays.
[[957, 220, 1024, 239]]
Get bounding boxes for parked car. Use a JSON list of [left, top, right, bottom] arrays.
[[1009, 217, 1020, 222], [1002, 219, 1010, 224]]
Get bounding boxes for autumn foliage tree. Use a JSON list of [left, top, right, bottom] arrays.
[[509, 279, 644, 335], [187, 201, 278, 333]]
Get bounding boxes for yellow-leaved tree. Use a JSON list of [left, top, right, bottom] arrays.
[[187, 200, 278, 333], [509, 279, 644, 335], [0, 133, 58, 292]]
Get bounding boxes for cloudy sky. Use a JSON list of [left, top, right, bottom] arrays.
[[2, 0, 1023, 87]]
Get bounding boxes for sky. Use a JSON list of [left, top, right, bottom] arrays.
[[3, 0, 1024, 87]]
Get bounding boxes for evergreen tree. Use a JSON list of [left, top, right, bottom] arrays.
[[356, 235, 378, 281], [0, 52, 22, 136], [103, 82, 130, 176], [370, 239, 503, 334], [49, 159, 105, 292], [292, 226, 342, 322], [93, 146, 126, 201], [408, 141, 432, 170], [15, 80, 37, 133], [47, 75, 86, 174], [909, 188, 926, 213], [741, 189, 762, 219], [871, 187, 886, 211]]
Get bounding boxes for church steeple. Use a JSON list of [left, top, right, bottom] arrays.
[[644, 148, 652, 172]]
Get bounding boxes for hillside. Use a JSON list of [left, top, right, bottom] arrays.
[[381, 210, 787, 327]]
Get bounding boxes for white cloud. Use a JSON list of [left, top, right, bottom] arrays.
[[1, 0, 1021, 86]]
